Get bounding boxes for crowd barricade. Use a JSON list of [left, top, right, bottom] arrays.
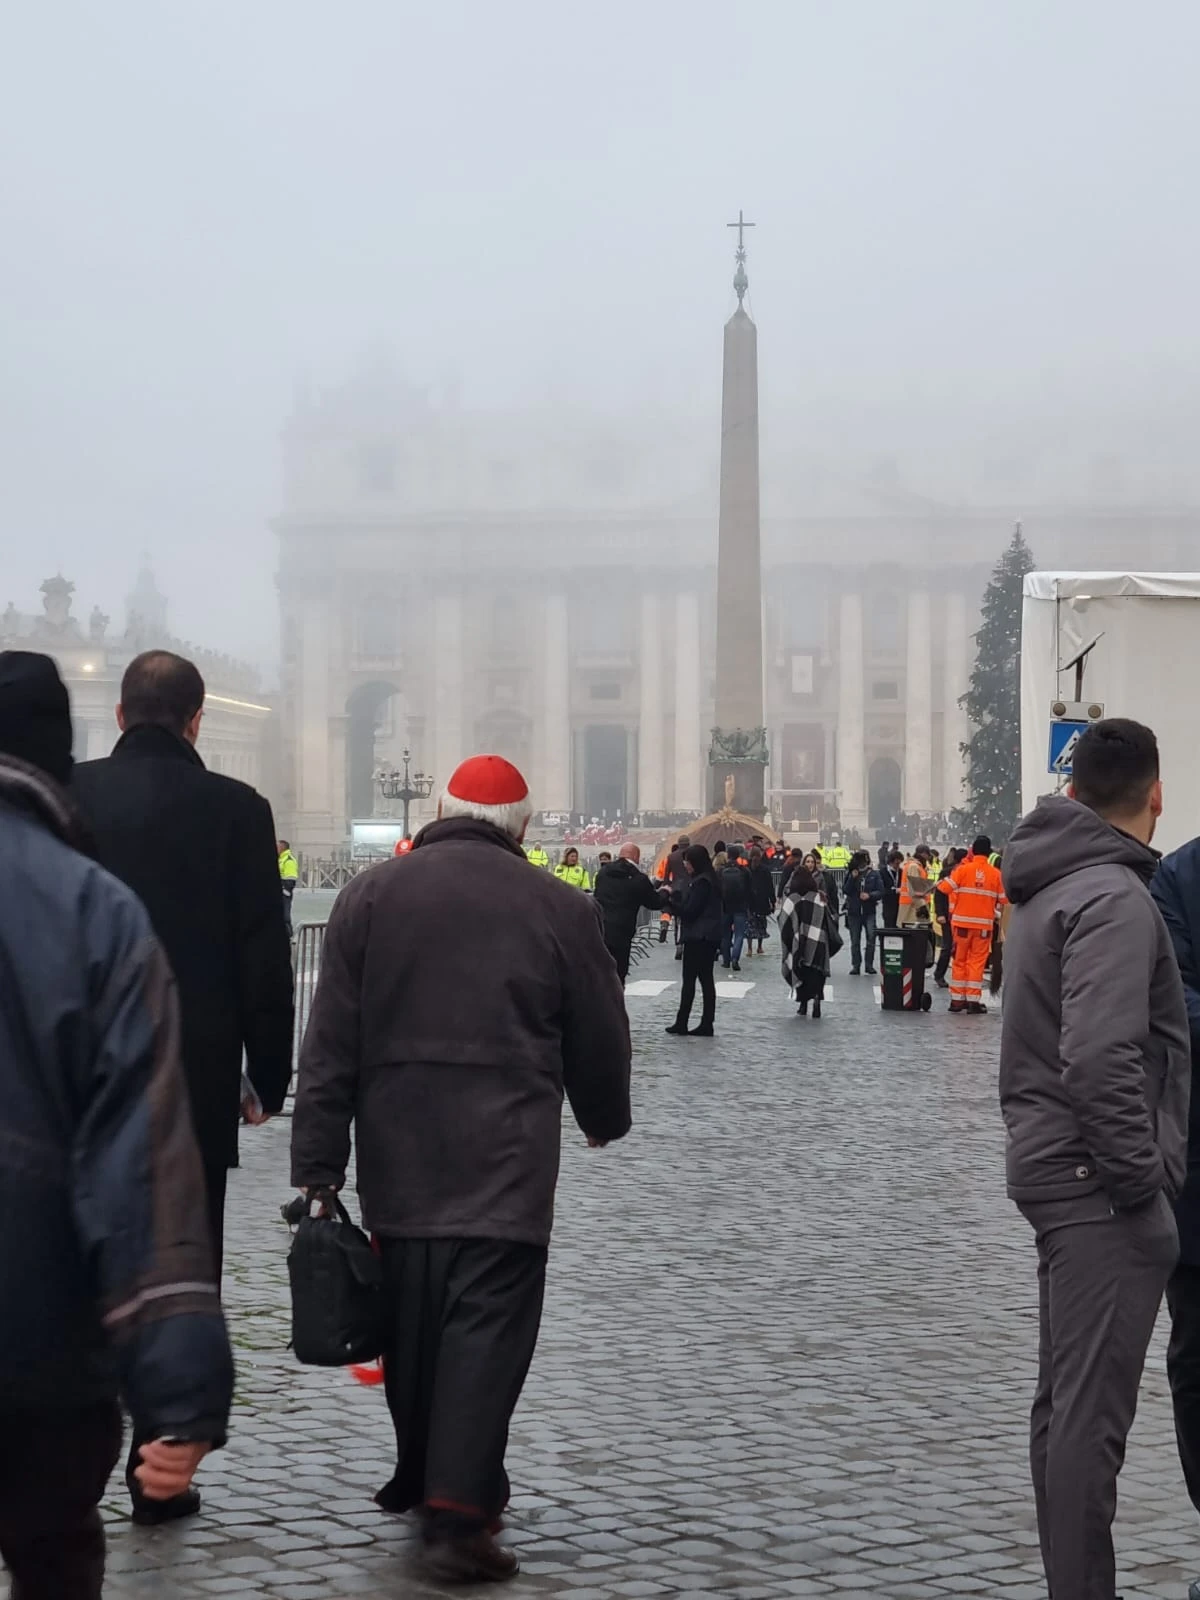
[[292, 922, 327, 1067]]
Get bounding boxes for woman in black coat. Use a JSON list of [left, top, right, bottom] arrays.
[[666, 844, 722, 1037], [745, 847, 776, 957]]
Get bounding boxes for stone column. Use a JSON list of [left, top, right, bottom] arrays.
[[637, 589, 664, 813], [837, 591, 866, 827], [432, 589, 464, 790], [673, 590, 702, 812], [542, 591, 570, 812], [904, 588, 933, 813], [297, 593, 333, 844], [942, 589, 970, 811]]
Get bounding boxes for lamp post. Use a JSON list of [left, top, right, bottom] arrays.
[[375, 749, 435, 839]]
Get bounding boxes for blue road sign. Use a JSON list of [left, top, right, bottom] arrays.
[[1048, 720, 1089, 776]]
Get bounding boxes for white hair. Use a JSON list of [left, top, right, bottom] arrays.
[[439, 788, 534, 840]]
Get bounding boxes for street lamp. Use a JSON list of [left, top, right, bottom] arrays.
[[375, 749, 435, 839]]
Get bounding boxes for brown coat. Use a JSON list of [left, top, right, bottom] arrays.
[[290, 816, 632, 1247]]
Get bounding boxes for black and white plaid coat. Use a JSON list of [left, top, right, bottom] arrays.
[[780, 890, 832, 991]]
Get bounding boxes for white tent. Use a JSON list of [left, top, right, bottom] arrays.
[[1021, 571, 1200, 855]]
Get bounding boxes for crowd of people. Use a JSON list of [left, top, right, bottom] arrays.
[[6, 638, 1200, 1600]]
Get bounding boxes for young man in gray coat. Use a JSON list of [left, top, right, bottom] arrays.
[[1000, 718, 1190, 1600]]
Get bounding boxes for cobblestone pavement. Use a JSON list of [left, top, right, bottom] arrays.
[[94, 934, 1200, 1600]]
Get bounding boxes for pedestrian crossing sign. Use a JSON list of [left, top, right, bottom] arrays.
[[1047, 720, 1088, 776]]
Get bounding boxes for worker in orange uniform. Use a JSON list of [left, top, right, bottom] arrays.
[[939, 834, 1006, 1015]]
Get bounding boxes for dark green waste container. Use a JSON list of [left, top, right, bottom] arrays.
[[878, 926, 934, 1012]]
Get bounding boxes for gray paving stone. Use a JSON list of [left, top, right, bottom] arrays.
[[94, 945, 1200, 1597]]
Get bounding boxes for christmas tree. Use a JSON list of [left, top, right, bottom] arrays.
[[957, 522, 1036, 842]]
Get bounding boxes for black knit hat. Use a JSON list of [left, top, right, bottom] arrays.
[[0, 651, 74, 784]]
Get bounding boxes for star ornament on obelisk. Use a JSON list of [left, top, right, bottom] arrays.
[[707, 211, 769, 833]]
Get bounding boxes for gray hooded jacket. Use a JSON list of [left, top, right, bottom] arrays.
[[999, 794, 1190, 1211]]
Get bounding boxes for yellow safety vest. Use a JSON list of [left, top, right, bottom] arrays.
[[278, 849, 299, 883], [554, 863, 591, 891], [525, 846, 550, 869]]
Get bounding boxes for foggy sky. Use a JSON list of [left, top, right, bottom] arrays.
[[4, 0, 1200, 672]]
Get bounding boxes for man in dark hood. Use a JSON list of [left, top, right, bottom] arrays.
[[0, 652, 232, 1596], [1000, 718, 1190, 1600]]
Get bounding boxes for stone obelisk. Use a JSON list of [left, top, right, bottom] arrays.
[[709, 212, 766, 822]]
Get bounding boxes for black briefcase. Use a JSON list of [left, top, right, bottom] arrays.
[[286, 1193, 389, 1367]]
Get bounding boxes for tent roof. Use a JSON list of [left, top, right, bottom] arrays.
[[1025, 571, 1200, 601]]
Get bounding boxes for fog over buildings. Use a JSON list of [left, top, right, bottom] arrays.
[[4, 1, 1200, 838]]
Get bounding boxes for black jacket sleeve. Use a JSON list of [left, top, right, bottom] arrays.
[[77, 915, 233, 1443], [560, 900, 633, 1145], [233, 792, 295, 1113], [291, 877, 369, 1189]]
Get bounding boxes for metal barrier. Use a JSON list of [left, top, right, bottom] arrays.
[[292, 921, 327, 1065]]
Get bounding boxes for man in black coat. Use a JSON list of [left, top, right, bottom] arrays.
[[0, 652, 233, 1589], [593, 842, 666, 982], [73, 649, 293, 1523]]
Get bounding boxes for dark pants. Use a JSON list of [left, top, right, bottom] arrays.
[[605, 937, 632, 985], [675, 940, 717, 1030], [375, 1237, 547, 1539], [935, 926, 953, 985], [881, 893, 899, 930], [0, 1402, 123, 1600], [1021, 1195, 1178, 1600], [720, 911, 748, 967], [126, 1159, 227, 1508], [1167, 1260, 1200, 1515], [846, 910, 877, 972]]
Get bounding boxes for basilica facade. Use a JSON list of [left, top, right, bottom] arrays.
[[276, 363, 1200, 851]]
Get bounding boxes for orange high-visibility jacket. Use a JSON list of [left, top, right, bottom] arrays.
[[939, 853, 1006, 931]]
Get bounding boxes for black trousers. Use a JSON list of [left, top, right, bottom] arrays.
[[605, 936, 633, 985], [126, 1159, 227, 1506], [881, 893, 900, 930], [1167, 1260, 1200, 1515], [375, 1237, 547, 1539], [0, 1402, 123, 1600], [675, 940, 717, 1029]]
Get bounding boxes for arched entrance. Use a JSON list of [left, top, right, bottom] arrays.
[[346, 681, 406, 818], [868, 756, 903, 830]]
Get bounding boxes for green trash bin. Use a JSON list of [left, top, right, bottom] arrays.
[[879, 925, 934, 1012]]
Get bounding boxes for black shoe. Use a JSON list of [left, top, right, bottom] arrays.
[[935, 976, 950, 989], [796, 1000, 808, 1016], [131, 1489, 202, 1527], [967, 1002, 989, 1015], [757, 944, 764, 954], [688, 1024, 714, 1037], [731, 961, 741, 973], [949, 1001, 966, 1013], [425, 1531, 519, 1583], [850, 968, 861, 977], [812, 1000, 822, 1020], [865, 966, 877, 975], [664, 1022, 688, 1036]]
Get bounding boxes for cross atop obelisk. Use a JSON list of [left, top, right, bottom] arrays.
[[708, 213, 766, 825], [727, 209, 755, 304]]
